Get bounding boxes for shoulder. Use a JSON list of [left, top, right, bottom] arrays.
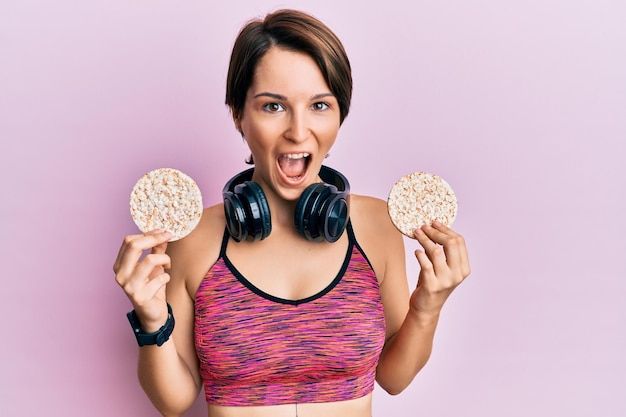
[[349, 194, 405, 283], [166, 203, 226, 295], [350, 194, 388, 218], [350, 194, 399, 240]]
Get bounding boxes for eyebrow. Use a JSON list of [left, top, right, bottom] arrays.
[[252, 92, 335, 100]]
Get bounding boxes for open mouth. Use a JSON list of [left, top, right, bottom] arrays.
[[277, 152, 311, 181]]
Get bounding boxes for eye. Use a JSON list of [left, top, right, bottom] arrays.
[[312, 102, 330, 111], [263, 102, 284, 113]]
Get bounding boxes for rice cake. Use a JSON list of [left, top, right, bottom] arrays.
[[387, 172, 457, 238], [130, 168, 203, 241]]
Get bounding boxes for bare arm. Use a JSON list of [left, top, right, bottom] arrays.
[[352, 196, 470, 394], [380, 219, 470, 393], [136, 263, 202, 416], [114, 224, 208, 417]]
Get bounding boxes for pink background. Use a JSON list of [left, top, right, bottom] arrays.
[[1, 1, 625, 416]]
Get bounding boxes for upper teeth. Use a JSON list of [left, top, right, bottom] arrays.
[[285, 153, 310, 160]]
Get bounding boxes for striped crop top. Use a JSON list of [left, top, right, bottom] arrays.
[[194, 221, 386, 406]]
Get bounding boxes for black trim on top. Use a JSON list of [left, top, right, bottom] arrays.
[[221, 221, 357, 306], [350, 229, 376, 275], [218, 226, 231, 258]]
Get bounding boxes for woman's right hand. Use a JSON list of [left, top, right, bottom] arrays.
[[113, 230, 173, 333]]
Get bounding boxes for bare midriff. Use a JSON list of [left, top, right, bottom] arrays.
[[206, 393, 372, 417]]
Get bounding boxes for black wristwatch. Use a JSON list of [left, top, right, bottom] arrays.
[[126, 304, 175, 347]]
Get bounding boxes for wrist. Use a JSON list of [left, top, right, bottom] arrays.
[[127, 303, 175, 347], [140, 312, 171, 333], [408, 305, 441, 327]]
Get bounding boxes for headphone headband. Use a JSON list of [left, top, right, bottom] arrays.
[[318, 165, 350, 195], [222, 166, 349, 195], [223, 167, 254, 194]]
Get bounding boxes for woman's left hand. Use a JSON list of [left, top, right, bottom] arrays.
[[410, 221, 471, 316]]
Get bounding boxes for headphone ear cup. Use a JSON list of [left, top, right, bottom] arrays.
[[223, 191, 248, 242], [224, 166, 348, 243], [295, 183, 348, 243], [295, 183, 328, 242], [321, 192, 349, 243], [234, 181, 272, 241]]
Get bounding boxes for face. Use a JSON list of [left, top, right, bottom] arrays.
[[236, 47, 341, 202]]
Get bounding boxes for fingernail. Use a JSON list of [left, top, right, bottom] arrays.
[[432, 221, 442, 227], [414, 228, 424, 236]]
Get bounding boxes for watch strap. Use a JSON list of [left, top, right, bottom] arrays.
[[127, 303, 175, 347]]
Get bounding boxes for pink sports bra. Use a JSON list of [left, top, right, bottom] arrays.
[[194, 221, 386, 406]]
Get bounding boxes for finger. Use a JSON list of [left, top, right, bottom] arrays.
[[115, 241, 170, 290], [432, 222, 470, 278], [422, 222, 465, 271], [413, 227, 448, 274], [114, 231, 171, 277], [414, 249, 435, 286], [151, 237, 169, 256], [133, 253, 172, 285], [119, 253, 171, 299], [440, 224, 471, 277], [421, 221, 456, 245], [132, 272, 171, 308], [457, 246, 470, 278], [114, 230, 167, 272], [113, 233, 145, 273]]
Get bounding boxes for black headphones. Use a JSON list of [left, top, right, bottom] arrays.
[[223, 165, 350, 243]]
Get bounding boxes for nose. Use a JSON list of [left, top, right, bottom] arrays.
[[284, 110, 310, 143]]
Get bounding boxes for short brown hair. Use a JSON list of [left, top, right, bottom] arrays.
[[226, 9, 352, 124]]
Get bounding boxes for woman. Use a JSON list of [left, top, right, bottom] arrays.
[[114, 9, 470, 417]]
